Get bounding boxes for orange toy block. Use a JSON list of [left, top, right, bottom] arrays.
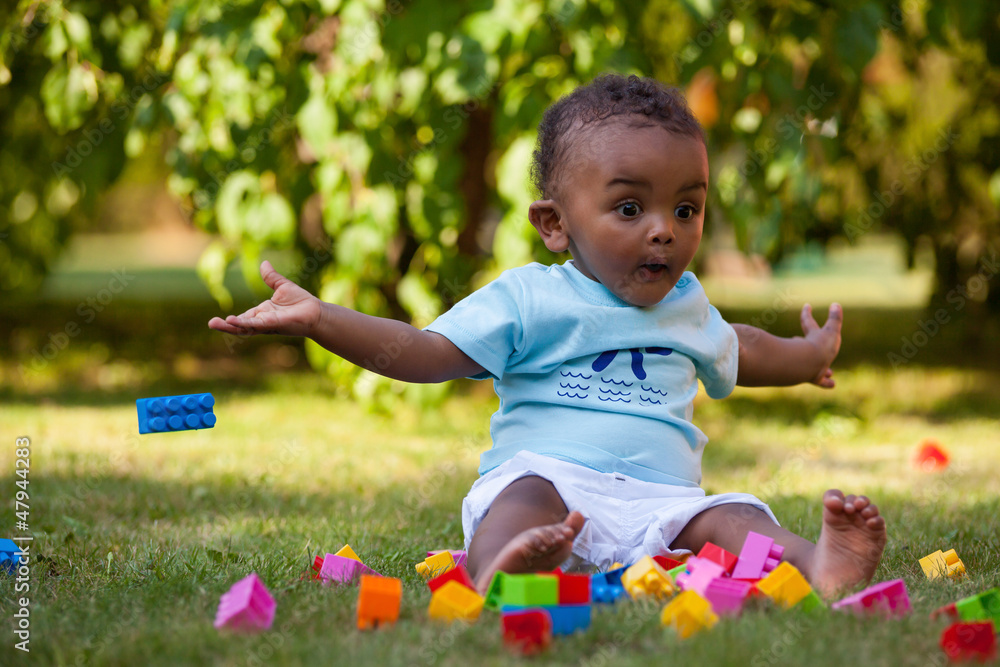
[[357, 575, 402, 630], [621, 555, 675, 600], [921, 549, 965, 580], [661, 590, 718, 639], [428, 580, 485, 623], [416, 551, 456, 579]]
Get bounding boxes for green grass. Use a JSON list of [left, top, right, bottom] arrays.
[[3, 365, 1000, 666]]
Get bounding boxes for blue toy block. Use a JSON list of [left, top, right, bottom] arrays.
[[501, 604, 591, 635], [591, 565, 628, 604], [0, 539, 24, 575], [137, 393, 216, 434]]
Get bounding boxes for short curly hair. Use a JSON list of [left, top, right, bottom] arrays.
[[530, 74, 705, 199]]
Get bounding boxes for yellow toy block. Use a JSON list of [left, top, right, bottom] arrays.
[[428, 580, 485, 623], [661, 590, 718, 639], [416, 551, 456, 579], [621, 555, 675, 600], [335, 544, 362, 562], [920, 549, 965, 580], [756, 561, 812, 609]]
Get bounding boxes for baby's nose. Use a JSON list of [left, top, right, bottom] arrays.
[[646, 217, 675, 244]]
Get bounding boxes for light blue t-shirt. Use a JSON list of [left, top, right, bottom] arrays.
[[424, 261, 738, 487]]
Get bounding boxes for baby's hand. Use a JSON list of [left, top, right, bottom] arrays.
[[208, 261, 322, 338], [800, 303, 842, 388]]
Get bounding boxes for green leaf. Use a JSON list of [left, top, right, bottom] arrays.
[[40, 62, 99, 132]]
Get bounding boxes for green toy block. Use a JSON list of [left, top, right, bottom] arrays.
[[484, 571, 508, 610], [668, 563, 688, 583], [502, 574, 559, 607], [796, 590, 827, 613], [957, 589, 1000, 626]]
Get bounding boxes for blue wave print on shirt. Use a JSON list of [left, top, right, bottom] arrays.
[[600, 377, 633, 386], [559, 382, 590, 390], [560, 371, 593, 379], [591, 347, 673, 380], [597, 396, 630, 403], [638, 395, 663, 405], [598, 388, 631, 396], [557, 391, 589, 400], [640, 385, 669, 396]]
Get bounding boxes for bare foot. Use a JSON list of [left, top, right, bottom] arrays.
[[474, 512, 586, 594], [807, 489, 886, 596]]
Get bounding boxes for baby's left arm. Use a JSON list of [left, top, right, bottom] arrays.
[[731, 303, 842, 388]]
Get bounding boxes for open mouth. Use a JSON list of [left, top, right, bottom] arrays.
[[639, 263, 668, 279]]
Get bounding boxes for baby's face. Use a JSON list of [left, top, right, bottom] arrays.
[[550, 118, 708, 307]]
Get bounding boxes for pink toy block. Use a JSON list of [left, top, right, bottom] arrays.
[[704, 577, 753, 616], [731, 532, 784, 580], [427, 550, 468, 568], [318, 554, 380, 584], [214, 573, 276, 632], [831, 579, 911, 617], [675, 557, 726, 597]]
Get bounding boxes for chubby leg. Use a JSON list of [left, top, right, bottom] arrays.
[[466, 475, 586, 593], [669, 489, 886, 596]]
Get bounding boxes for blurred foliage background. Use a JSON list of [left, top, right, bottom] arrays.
[[2, 0, 999, 399]]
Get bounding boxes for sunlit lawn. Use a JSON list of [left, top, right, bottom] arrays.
[[2, 363, 1000, 665]]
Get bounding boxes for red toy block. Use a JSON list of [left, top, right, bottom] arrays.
[[653, 555, 684, 571], [428, 565, 476, 594], [310, 555, 325, 580], [940, 621, 996, 662], [914, 439, 950, 472], [501, 609, 552, 654], [697, 542, 738, 574], [731, 531, 784, 580], [934, 602, 960, 621], [546, 569, 591, 604]]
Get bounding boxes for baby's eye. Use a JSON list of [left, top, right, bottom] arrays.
[[616, 202, 642, 218], [675, 205, 697, 220]]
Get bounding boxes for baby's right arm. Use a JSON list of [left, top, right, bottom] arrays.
[[208, 261, 485, 383]]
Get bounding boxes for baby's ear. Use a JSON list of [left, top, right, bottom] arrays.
[[529, 200, 570, 253]]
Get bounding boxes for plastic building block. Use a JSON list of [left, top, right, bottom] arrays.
[[955, 589, 1000, 626], [921, 549, 966, 580], [214, 573, 276, 632], [653, 555, 684, 571], [940, 621, 997, 662], [547, 568, 591, 604], [137, 393, 216, 434], [502, 573, 559, 607], [336, 544, 362, 562], [318, 553, 379, 584], [484, 571, 508, 610], [428, 565, 476, 594], [501, 609, 552, 654], [667, 563, 688, 583], [661, 590, 719, 639], [703, 577, 753, 616], [428, 580, 485, 623], [697, 542, 738, 574], [503, 604, 591, 635], [357, 574, 402, 630], [311, 555, 325, 579], [914, 439, 950, 472], [0, 539, 24, 575], [756, 562, 814, 610], [621, 555, 675, 600], [832, 579, 910, 617], [675, 556, 725, 597], [415, 551, 456, 579], [934, 602, 960, 621], [427, 550, 468, 568], [797, 591, 826, 613], [591, 565, 628, 604], [731, 531, 785, 580]]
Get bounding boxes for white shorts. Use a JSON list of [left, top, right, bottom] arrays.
[[462, 451, 778, 572]]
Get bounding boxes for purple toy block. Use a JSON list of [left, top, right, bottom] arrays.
[[831, 579, 911, 617], [704, 578, 753, 616], [214, 573, 276, 632], [427, 550, 468, 568], [675, 557, 726, 596], [731, 532, 785, 580], [318, 554, 380, 584]]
